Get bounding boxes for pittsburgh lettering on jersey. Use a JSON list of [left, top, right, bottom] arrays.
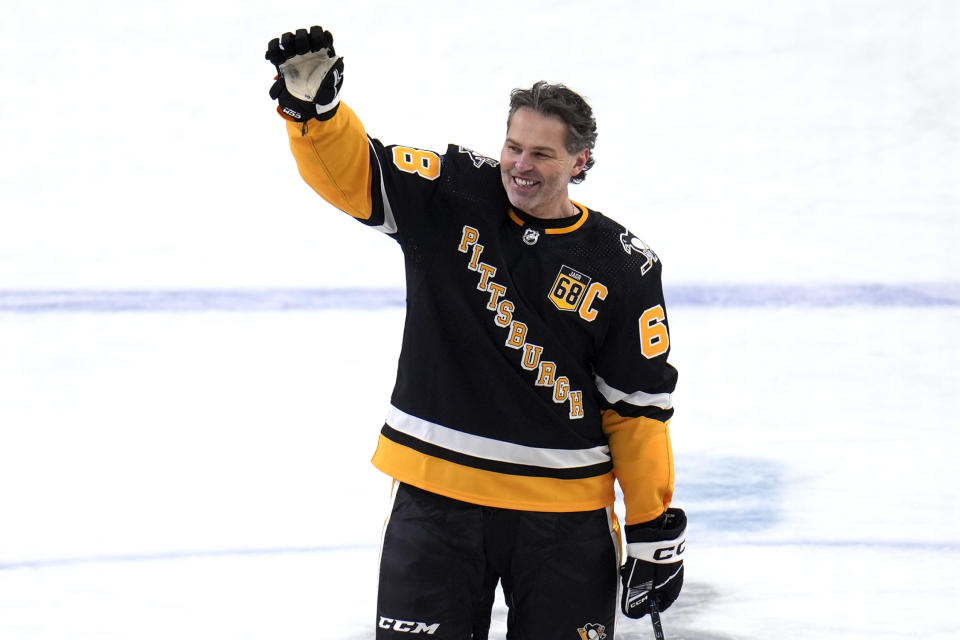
[[458, 225, 584, 420]]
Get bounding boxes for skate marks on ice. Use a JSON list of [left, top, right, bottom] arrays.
[[596, 454, 780, 640], [615, 582, 732, 640], [613, 455, 778, 639], [483, 582, 729, 640], [677, 454, 785, 535]]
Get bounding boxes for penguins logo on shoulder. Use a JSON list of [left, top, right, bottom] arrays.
[[458, 145, 499, 169], [619, 229, 659, 276]]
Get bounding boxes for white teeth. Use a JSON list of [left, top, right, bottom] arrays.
[[514, 177, 536, 187]]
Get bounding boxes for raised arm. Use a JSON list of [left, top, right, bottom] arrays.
[[266, 26, 443, 237]]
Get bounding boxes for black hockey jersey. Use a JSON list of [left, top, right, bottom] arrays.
[[283, 103, 678, 525]]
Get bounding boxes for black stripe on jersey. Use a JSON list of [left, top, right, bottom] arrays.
[[607, 404, 674, 422], [380, 425, 614, 480]]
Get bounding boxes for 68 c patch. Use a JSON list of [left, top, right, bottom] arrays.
[[549, 265, 592, 312], [548, 265, 609, 322]]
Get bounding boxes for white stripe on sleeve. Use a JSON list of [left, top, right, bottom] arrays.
[[595, 375, 673, 411]]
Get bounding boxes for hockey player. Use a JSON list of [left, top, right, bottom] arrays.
[[266, 26, 686, 639]]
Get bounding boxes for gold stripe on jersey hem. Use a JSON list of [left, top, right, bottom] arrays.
[[371, 434, 616, 512]]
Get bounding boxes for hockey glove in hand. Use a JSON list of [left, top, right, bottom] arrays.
[[620, 507, 686, 619], [266, 26, 344, 122]]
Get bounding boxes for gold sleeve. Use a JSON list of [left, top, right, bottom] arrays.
[[602, 410, 675, 525], [284, 102, 375, 220]]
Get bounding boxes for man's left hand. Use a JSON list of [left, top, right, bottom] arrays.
[[620, 507, 686, 619]]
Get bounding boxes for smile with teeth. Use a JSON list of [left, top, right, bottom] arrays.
[[513, 176, 538, 188]]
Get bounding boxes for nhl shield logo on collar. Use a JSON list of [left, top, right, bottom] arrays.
[[522, 228, 540, 245]]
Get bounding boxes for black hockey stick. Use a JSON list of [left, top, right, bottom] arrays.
[[649, 598, 665, 640]]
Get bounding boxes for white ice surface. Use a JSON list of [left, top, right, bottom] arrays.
[[1, 1, 958, 639], [1, 308, 957, 639]]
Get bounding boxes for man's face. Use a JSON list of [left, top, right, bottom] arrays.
[[500, 107, 588, 219]]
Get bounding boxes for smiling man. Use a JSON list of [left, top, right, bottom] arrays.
[[267, 25, 685, 640]]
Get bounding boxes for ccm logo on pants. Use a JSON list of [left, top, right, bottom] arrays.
[[378, 617, 440, 635]]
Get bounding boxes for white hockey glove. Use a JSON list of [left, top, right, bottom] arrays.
[[620, 507, 686, 619], [265, 26, 344, 122]]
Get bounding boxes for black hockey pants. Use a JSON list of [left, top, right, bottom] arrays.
[[376, 483, 620, 639]]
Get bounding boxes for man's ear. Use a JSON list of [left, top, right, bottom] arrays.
[[571, 148, 589, 178]]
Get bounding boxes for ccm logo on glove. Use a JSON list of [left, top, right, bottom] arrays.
[[626, 537, 686, 563], [653, 541, 685, 561]]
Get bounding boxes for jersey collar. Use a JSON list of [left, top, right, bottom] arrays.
[[508, 202, 590, 235]]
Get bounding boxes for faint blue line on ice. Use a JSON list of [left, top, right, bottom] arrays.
[[0, 288, 406, 313], [3, 538, 956, 572], [0, 543, 380, 571], [669, 282, 960, 307], [725, 539, 960, 552], [0, 283, 958, 313]]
